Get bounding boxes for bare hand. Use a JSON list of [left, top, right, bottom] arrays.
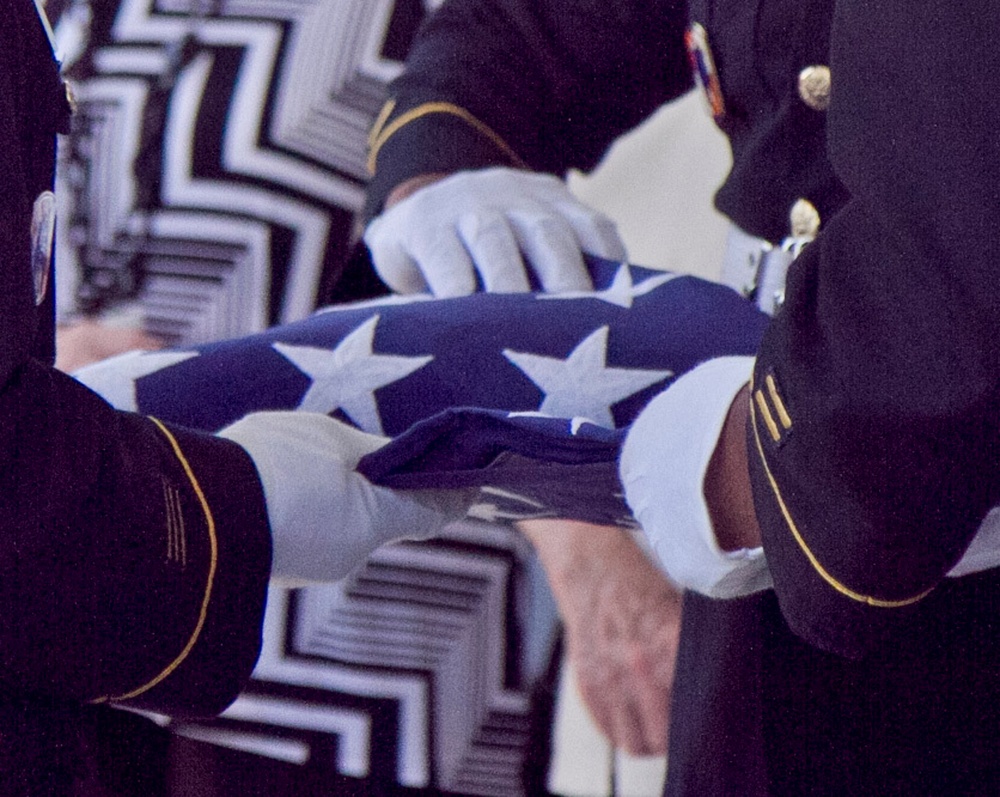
[[520, 519, 682, 755], [56, 319, 164, 373]]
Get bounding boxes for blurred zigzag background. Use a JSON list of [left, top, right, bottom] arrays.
[[47, 2, 553, 794]]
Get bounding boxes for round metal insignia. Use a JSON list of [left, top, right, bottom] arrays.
[[789, 198, 821, 239], [31, 191, 56, 306], [797, 65, 832, 111]]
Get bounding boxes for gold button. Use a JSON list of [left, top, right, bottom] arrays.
[[64, 80, 78, 114], [789, 198, 821, 238], [797, 65, 831, 111]]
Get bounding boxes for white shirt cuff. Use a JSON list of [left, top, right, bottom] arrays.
[[948, 507, 1000, 578], [619, 356, 772, 598]]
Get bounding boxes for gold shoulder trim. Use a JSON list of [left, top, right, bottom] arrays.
[[94, 417, 219, 703], [749, 387, 932, 609], [366, 100, 527, 175]]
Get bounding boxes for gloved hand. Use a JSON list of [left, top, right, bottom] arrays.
[[364, 167, 628, 297], [219, 411, 470, 582]]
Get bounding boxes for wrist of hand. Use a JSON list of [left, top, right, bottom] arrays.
[[385, 172, 453, 208], [704, 385, 761, 551], [620, 356, 771, 598]]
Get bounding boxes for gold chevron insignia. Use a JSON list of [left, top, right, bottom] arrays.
[[753, 371, 793, 444]]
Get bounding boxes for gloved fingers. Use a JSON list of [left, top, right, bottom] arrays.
[[456, 211, 531, 293], [220, 410, 388, 470], [366, 482, 467, 541], [363, 217, 430, 294], [520, 170, 627, 263], [510, 211, 593, 293], [367, 167, 620, 296], [219, 412, 463, 582], [410, 230, 480, 298], [366, 208, 483, 297], [558, 202, 629, 263]]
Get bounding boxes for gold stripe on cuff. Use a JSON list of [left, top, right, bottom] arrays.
[[749, 398, 932, 608], [366, 101, 527, 175], [94, 417, 219, 703], [765, 373, 793, 429], [754, 388, 782, 443]]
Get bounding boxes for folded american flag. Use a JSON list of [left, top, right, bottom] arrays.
[[75, 257, 767, 527]]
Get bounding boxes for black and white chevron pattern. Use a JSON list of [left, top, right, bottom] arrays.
[[51, 2, 555, 794], [173, 521, 544, 795], [56, 0, 441, 342]]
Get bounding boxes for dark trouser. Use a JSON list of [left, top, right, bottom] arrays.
[[668, 573, 1000, 797], [665, 592, 768, 797]]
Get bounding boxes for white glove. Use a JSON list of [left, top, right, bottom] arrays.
[[219, 412, 469, 583], [620, 356, 1000, 599], [364, 167, 628, 297]]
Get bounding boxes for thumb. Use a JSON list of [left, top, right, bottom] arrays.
[[219, 412, 469, 582]]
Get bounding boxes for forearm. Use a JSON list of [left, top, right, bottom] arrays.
[[519, 519, 628, 592], [620, 357, 773, 600], [704, 385, 760, 552], [0, 360, 271, 716], [519, 519, 680, 755], [365, 0, 691, 215], [384, 172, 452, 209]]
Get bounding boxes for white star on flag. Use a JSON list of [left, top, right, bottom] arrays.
[[503, 326, 673, 428], [539, 263, 677, 308], [72, 350, 198, 412], [274, 315, 433, 434]]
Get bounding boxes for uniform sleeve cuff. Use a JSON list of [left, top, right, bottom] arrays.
[[363, 98, 525, 219], [620, 356, 772, 598]]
